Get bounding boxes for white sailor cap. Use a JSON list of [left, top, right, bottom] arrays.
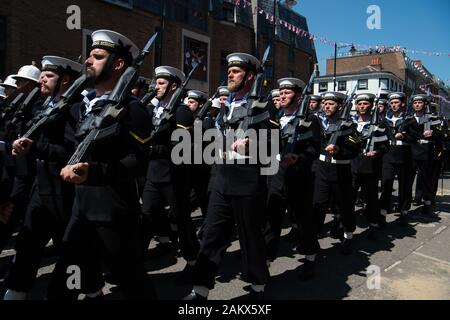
[[321, 91, 347, 102], [309, 94, 322, 101], [91, 29, 139, 60], [12, 65, 41, 83], [218, 86, 230, 96], [211, 98, 221, 109], [377, 99, 388, 105], [355, 93, 376, 103], [0, 75, 17, 89], [154, 66, 186, 84], [187, 90, 208, 102], [226, 53, 260, 72], [271, 89, 280, 98], [0, 86, 6, 99], [411, 94, 429, 103], [388, 92, 406, 101], [41, 56, 83, 76], [277, 77, 305, 90]]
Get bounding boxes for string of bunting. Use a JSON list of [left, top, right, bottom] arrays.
[[232, 0, 450, 58], [419, 85, 450, 104]]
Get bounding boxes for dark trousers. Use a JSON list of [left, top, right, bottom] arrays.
[[264, 164, 319, 260], [264, 166, 286, 261], [0, 176, 31, 254], [5, 183, 70, 292], [264, 191, 286, 261], [190, 164, 211, 217], [353, 172, 381, 226], [287, 165, 319, 255], [431, 157, 444, 201], [414, 159, 436, 203], [0, 209, 22, 255], [142, 179, 199, 261], [46, 212, 156, 300], [313, 164, 356, 234], [380, 161, 412, 213], [142, 181, 175, 242], [192, 190, 270, 289]]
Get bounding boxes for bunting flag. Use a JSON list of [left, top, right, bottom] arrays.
[[231, 0, 450, 58], [419, 85, 450, 103]]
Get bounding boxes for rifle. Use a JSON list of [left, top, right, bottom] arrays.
[[327, 84, 358, 146], [363, 87, 389, 154], [8, 88, 41, 176], [234, 46, 271, 139], [422, 94, 441, 132], [139, 77, 157, 106], [1, 92, 24, 121], [149, 63, 198, 141], [395, 94, 416, 141], [194, 80, 226, 125], [10, 87, 41, 127], [282, 64, 318, 155], [68, 32, 158, 174], [405, 94, 414, 117], [21, 74, 89, 140]]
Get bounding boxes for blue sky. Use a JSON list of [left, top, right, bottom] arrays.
[[292, 0, 450, 85]]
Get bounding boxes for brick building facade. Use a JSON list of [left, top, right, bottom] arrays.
[[0, 0, 317, 95], [325, 50, 439, 100]]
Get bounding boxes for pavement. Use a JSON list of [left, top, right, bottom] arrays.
[[1, 176, 449, 300]]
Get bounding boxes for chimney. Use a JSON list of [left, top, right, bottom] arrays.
[[371, 57, 382, 65]]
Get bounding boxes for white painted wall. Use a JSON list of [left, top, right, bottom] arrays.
[[314, 73, 404, 97]]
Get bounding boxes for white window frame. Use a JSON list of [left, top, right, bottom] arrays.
[[357, 79, 368, 90], [181, 29, 211, 93], [379, 78, 389, 90], [319, 82, 328, 92]]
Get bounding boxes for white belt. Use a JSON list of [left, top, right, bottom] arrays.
[[218, 150, 251, 160], [393, 141, 409, 146], [319, 154, 351, 164], [418, 139, 430, 144]]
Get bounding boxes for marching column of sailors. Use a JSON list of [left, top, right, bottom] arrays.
[[0, 29, 448, 300]]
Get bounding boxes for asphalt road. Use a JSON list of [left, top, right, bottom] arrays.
[[1, 176, 449, 300]]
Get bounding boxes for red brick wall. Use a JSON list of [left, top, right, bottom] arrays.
[[1, 0, 314, 94], [325, 52, 407, 81], [0, 0, 159, 78]]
